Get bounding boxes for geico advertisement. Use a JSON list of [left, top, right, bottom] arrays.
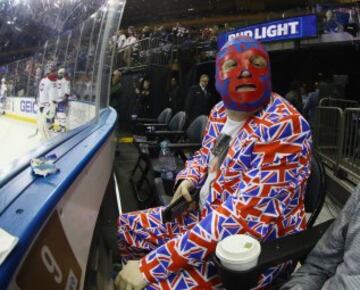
[[5, 97, 96, 125], [6, 97, 38, 117]]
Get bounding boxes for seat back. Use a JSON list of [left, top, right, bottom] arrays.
[[186, 115, 208, 143], [157, 108, 172, 124], [305, 152, 326, 227], [168, 111, 186, 131]]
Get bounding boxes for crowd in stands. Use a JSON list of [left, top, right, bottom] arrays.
[[112, 2, 360, 54], [112, 23, 219, 51], [110, 2, 360, 74]]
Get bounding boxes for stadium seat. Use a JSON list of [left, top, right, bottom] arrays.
[[151, 115, 208, 205], [130, 111, 187, 202], [132, 107, 172, 135], [142, 115, 208, 205]]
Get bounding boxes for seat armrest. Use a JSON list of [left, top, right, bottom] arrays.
[[151, 130, 185, 135], [133, 117, 158, 123], [167, 143, 201, 150], [142, 123, 169, 128], [137, 140, 158, 146], [212, 219, 334, 290]]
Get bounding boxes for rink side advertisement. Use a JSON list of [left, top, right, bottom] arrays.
[[4, 97, 38, 123], [3, 97, 95, 128], [217, 14, 318, 48], [16, 211, 82, 290]]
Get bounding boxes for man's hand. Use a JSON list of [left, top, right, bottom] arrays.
[[114, 260, 147, 290], [170, 179, 195, 204]]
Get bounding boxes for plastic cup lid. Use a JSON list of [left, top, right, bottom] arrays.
[[216, 234, 261, 264]]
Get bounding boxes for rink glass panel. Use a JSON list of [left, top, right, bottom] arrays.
[[0, 0, 126, 172]]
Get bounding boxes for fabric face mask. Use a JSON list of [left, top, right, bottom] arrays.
[[215, 37, 272, 112]]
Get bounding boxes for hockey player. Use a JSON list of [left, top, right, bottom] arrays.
[[51, 68, 71, 132], [0, 78, 7, 115], [37, 65, 58, 140]]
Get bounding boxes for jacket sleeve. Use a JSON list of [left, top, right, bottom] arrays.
[[140, 115, 312, 283], [175, 105, 218, 187], [280, 185, 360, 290]]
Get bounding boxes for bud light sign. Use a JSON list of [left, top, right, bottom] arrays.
[[217, 14, 317, 48]]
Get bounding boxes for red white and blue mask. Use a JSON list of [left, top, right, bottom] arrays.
[[215, 37, 272, 112]]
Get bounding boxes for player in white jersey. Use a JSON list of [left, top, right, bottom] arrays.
[[37, 66, 58, 140], [0, 78, 7, 115], [51, 68, 70, 132]]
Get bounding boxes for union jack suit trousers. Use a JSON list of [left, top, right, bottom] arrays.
[[117, 94, 312, 289]]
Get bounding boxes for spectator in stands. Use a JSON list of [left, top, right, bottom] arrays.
[[167, 77, 182, 113], [115, 37, 312, 290], [171, 22, 188, 43], [110, 69, 122, 114], [124, 26, 137, 66], [141, 26, 152, 39], [304, 81, 320, 125], [184, 74, 211, 123], [281, 184, 360, 290], [285, 80, 304, 113], [323, 10, 342, 33], [117, 29, 127, 50], [344, 7, 360, 37], [152, 25, 167, 40], [133, 78, 151, 117]]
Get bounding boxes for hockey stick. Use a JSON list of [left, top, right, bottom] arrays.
[[28, 128, 39, 138]]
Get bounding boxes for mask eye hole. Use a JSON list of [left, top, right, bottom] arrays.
[[250, 55, 267, 68], [222, 59, 237, 74]]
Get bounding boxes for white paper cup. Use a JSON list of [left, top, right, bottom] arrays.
[[215, 234, 261, 271]]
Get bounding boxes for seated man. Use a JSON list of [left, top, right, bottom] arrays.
[[115, 36, 312, 290], [281, 184, 360, 290]]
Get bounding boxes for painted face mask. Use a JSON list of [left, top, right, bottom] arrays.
[[215, 37, 272, 112]]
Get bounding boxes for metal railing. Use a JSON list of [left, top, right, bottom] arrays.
[[115, 37, 173, 68], [319, 98, 359, 110], [339, 108, 360, 182], [314, 106, 360, 185], [314, 107, 344, 169]]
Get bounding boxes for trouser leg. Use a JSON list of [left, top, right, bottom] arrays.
[[145, 260, 222, 290], [117, 207, 200, 263]]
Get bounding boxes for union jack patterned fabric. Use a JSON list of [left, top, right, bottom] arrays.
[[117, 93, 312, 289]]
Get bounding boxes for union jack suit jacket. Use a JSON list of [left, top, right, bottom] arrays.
[[140, 93, 312, 286]]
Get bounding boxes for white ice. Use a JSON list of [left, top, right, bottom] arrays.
[[0, 116, 41, 170]]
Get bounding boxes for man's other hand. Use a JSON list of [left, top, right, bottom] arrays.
[[114, 260, 147, 290], [170, 179, 195, 204]]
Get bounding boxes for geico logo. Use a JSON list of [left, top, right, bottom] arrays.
[[20, 100, 37, 113]]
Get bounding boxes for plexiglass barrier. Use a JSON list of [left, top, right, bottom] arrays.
[[0, 0, 126, 172]]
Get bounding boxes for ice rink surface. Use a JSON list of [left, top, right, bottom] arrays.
[[0, 116, 40, 169]]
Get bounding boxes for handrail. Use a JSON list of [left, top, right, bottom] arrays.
[[0, 117, 96, 189], [314, 106, 360, 184]]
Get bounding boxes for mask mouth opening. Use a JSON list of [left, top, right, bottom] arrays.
[[235, 84, 256, 92]]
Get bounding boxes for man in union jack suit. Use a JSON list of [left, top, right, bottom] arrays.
[[115, 36, 312, 290]]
